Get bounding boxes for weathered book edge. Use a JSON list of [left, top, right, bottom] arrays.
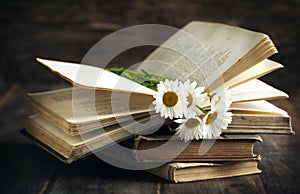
[[147, 156, 261, 183], [133, 135, 262, 163], [21, 129, 135, 164]]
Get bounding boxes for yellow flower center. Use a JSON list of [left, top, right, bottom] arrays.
[[187, 93, 193, 108], [205, 112, 218, 125], [163, 91, 178, 107], [185, 118, 201, 128]]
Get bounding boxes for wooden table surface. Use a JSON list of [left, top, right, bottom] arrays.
[[1, 0, 300, 193], [0, 84, 300, 194]]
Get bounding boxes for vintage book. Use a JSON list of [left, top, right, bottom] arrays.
[[31, 21, 293, 136], [147, 158, 261, 183], [26, 114, 163, 163], [27, 83, 292, 136], [225, 100, 293, 134], [134, 135, 262, 163], [28, 87, 156, 135], [27, 87, 293, 135]]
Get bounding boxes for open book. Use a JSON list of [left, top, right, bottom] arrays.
[[28, 88, 291, 136], [26, 21, 293, 162]]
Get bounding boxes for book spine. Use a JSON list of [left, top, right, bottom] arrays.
[[147, 164, 177, 183], [133, 136, 142, 162]]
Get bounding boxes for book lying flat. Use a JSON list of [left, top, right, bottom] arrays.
[[147, 158, 261, 183], [26, 114, 164, 163], [28, 87, 292, 136], [134, 135, 262, 163], [225, 100, 293, 134], [28, 87, 156, 136]]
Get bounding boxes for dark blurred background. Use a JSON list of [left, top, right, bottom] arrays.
[[0, 1, 300, 193]]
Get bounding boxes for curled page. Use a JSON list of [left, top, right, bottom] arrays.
[[230, 79, 289, 102], [36, 58, 156, 96]]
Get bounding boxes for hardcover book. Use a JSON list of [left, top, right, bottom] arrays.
[[133, 135, 262, 163], [147, 158, 261, 183]]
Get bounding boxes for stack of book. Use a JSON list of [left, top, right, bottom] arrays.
[[24, 21, 294, 183]]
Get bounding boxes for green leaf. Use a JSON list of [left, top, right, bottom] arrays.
[[105, 67, 174, 91]]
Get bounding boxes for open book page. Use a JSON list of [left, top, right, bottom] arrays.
[[28, 88, 155, 123], [36, 58, 155, 95], [202, 79, 288, 108], [230, 79, 288, 102], [230, 100, 288, 115], [225, 59, 283, 89], [137, 21, 268, 88]]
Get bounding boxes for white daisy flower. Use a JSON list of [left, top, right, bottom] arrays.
[[175, 117, 204, 142], [202, 87, 233, 139], [202, 109, 233, 139], [152, 79, 188, 119], [211, 87, 232, 112], [181, 80, 207, 118]]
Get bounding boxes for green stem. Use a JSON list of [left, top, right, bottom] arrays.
[[207, 93, 213, 102], [196, 105, 208, 115]]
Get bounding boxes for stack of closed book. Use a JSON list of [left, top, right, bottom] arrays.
[[24, 21, 294, 183], [135, 135, 262, 183]]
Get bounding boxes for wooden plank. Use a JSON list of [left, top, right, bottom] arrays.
[[0, 83, 20, 112], [0, 83, 29, 144], [255, 98, 300, 193], [160, 174, 265, 194], [43, 156, 159, 194], [0, 144, 57, 194], [37, 155, 266, 194]]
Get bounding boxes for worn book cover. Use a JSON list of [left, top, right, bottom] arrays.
[[147, 156, 261, 183], [134, 135, 262, 163]]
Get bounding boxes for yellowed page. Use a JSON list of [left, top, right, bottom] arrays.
[[230, 79, 288, 102], [36, 58, 156, 95], [138, 21, 267, 88], [230, 100, 288, 115], [29, 115, 84, 146], [28, 114, 164, 150], [28, 88, 154, 124], [225, 59, 283, 89], [201, 79, 288, 108]]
